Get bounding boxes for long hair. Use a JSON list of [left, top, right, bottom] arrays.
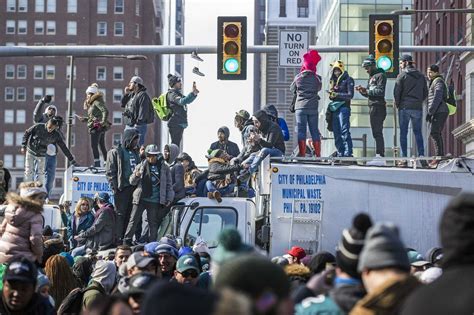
[[74, 197, 92, 217], [45, 255, 79, 310]]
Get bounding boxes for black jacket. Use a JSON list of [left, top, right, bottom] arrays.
[[22, 124, 75, 161], [428, 76, 449, 115], [167, 88, 198, 128], [207, 158, 240, 182], [393, 66, 428, 110], [290, 70, 322, 111], [0, 292, 55, 315], [121, 87, 155, 126], [360, 68, 387, 107], [254, 110, 286, 154], [329, 71, 355, 107]]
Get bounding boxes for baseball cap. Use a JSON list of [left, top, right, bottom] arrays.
[[288, 246, 306, 260], [176, 255, 200, 273], [5, 257, 38, 285], [235, 109, 250, 120], [126, 252, 156, 270], [155, 244, 179, 260], [126, 272, 160, 296], [130, 76, 143, 85], [400, 54, 414, 63], [95, 192, 110, 203]]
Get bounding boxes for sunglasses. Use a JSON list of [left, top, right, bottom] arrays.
[[180, 270, 198, 278]]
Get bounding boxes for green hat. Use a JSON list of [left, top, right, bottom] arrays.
[[235, 109, 250, 120], [206, 149, 223, 159], [176, 254, 200, 273], [212, 228, 254, 264]]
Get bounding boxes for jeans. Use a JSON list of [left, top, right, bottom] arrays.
[[295, 110, 320, 141], [113, 186, 135, 242], [195, 177, 208, 197], [25, 152, 46, 183], [169, 126, 184, 146], [206, 180, 235, 196], [399, 109, 424, 157], [332, 106, 353, 157], [369, 106, 386, 156], [430, 112, 448, 156], [125, 124, 147, 146], [245, 148, 283, 173], [44, 154, 57, 196], [90, 131, 107, 166], [124, 201, 166, 244], [71, 245, 86, 257]]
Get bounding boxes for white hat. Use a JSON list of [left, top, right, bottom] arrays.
[[86, 85, 99, 95], [130, 76, 143, 85]]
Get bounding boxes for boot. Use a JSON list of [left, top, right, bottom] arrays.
[[313, 140, 321, 157], [298, 140, 306, 157], [93, 159, 101, 167], [213, 191, 222, 203], [207, 192, 215, 199]]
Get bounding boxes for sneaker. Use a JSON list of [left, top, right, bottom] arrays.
[[191, 50, 204, 62], [366, 154, 386, 166], [192, 67, 205, 76], [396, 160, 408, 167], [207, 192, 215, 199], [213, 191, 222, 203]]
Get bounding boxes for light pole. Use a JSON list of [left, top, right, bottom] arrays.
[[391, 8, 474, 15], [65, 55, 147, 167]]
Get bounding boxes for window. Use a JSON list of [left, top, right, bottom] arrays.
[[279, 0, 286, 17], [55, 178, 63, 188], [115, 0, 124, 13], [65, 88, 76, 102], [17, 21, 27, 34], [18, 0, 28, 12], [45, 65, 55, 79], [97, 67, 106, 80], [16, 155, 24, 168], [113, 66, 123, 80], [36, 0, 45, 12], [34, 65, 44, 79], [16, 110, 26, 123], [17, 87, 26, 101], [277, 68, 286, 82], [135, 0, 140, 15], [6, 20, 15, 34], [45, 87, 55, 97], [67, 21, 77, 35], [34, 87, 43, 101], [114, 22, 124, 36], [97, 22, 107, 36], [277, 89, 286, 104], [5, 65, 15, 79], [46, 0, 56, 12], [98, 0, 107, 13], [297, 0, 309, 18], [17, 65, 26, 79], [46, 21, 56, 34], [16, 133, 23, 146], [7, 0, 16, 11], [5, 87, 14, 101], [4, 110, 14, 123], [66, 65, 77, 79], [135, 23, 140, 38], [112, 133, 122, 146], [67, 0, 77, 13], [112, 111, 122, 124], [4, 132, 14, 146], [113, 89, 122, 102], [3, 155, 13, 168], [35, 21, 44, 34]]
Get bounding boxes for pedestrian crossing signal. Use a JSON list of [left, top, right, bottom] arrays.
[[218, 16, 247, 80], [369, 15, 399, 78]]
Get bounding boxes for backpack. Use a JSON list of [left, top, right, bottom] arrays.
[[434, 77, 457, 115], [57, 283, 104, 315], [152, 93, 173, 121]]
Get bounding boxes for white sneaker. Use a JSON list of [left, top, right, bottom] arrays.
[[366, 154, 386, 166]]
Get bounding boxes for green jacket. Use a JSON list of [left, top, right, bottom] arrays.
[[84, 93, 109, 131], [82, 281, 105, 310]]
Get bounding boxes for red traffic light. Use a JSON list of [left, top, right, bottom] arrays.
[[224, 41, 239, 55], [377, 39, 393, 53], [224, 24, 239, 38], [376, 22, 392, 36]]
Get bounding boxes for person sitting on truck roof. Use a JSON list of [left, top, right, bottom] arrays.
[[206, 149, 241, 203], [263, 104, 290, 142], [177, 152, 202, 196], [209, 126, 241, 159], [60, 197, 95, 250], [234, 109, 254, 147]]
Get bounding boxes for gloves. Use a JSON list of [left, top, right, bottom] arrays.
[[42, 95, 52, 103], [426, 114, 432, 123]]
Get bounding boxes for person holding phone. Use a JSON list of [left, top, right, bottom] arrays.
[[166, 74, 199, 146]]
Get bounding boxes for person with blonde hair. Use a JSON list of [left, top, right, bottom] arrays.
[[0, 181, 46, 264], [60, 197, 95, 249], [44, 254, 79, 310]]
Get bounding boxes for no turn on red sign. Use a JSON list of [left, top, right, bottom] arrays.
[[279, 30, 309, 67]]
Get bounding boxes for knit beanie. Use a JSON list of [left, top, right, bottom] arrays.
[[217, 126, 230, 139], [336, 213, 373, 279], [358, 222, 410, 272], [59, 252, 74, 267], [440, 193, 474, 268], [86, 83, 99, 95], [301, 49, 321, 73], [212, 228, 254, 265], [308, 251, 336, 275], [167, 74, 181, 87]]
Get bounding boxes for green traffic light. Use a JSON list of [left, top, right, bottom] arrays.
[[377, 56, 392, 71], [224, 58, 239, 73]]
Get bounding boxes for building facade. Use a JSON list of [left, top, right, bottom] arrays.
[[0, 0, 164, 197]]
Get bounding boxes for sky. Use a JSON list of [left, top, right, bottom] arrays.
[[181, 0, 255, 166]]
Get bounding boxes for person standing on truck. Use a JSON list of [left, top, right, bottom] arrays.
[[356, 55, 387, 166], [209, 126, 241, 158], [22, 117, 77, 186], [123, 145, 174, 246], [106, 128, 140, 244], [164, 144, 185, 202], [80, 83, 110, 167], [393, 55, 428, 167], [121, 76, 155, 146], [167, 74, 200, 146], [0, 160, 11, 204]]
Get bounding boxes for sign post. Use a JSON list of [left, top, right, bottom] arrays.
[[279, 30, 309, 67]]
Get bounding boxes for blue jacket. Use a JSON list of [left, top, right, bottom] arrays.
[[61, 211, 95, 248], [329, 71, 355, 107]]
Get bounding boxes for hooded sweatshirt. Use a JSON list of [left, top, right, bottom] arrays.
[[329, 63, 355, 107], [209, 126, 241, 158], [167, 144, 185, 201], [263, 105, 290, 141], [393, 66, 428, 110], [83, 261, 117, 309], [253, 110, 286, 154], [360, 68, 387, 107]]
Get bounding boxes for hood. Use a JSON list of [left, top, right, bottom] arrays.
[[91, 260, 117, 293], [218, 126, 230, 140], [44, 105, 57, 114], [331, 70, 349, 85], [331, 60, 345, 73], [86, 92, 104, 105], [404, 66, 424, 79], [5, 193, 43, 221], [43, 236, 64, 248], [123, 129, 139, 149], [284, 264, 311, 278], [263, 104, 278, 119], [208, 157, 227, 165], [167, 143, 180, 163], [72, 257, 93, 286], [253, 110, 270, 132]]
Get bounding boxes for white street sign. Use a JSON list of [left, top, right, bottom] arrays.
[[279, 30, 309, 67]]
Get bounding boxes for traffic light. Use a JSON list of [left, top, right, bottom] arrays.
[[369, 14, 399, 78], [217, 16, 247, 80]]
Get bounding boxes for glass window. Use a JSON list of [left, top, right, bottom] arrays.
[[16, 155, 25, 168], [297, 0, 309, 18], [277, 68, 286, 82], [45, 87, 55, 97], [67, 0, 77, 13], [340, 18, 369, 32], [4, 110, 14, 123], [17, 21, 27, 34], [66, 88, 76, 102], [6, 20, 15, 34], [71, 133, 75, 147], [113, 89, 122, 102], [5, 65, 15, 79], [112, 133, 122, 146], [45, 65, 55, 79], [5, 87, 14, 101], [341, 4, 375, 17], [97, 67, 106, 80], [115, 0, 124, 13], [18, 0, 28, 11], [34, 65, 44, 79], [4, 132, 14, 146], [112, 111, 122, 124], [135, 23, 139, 38], [46, 0, 56, 12], [279, 0, 286, 17], [97, 22, 107, 36], [46, 21, 56, 34], [55, 178, 63, 188], [113, 66, 123, 80], [16, 110, 26, 123], [17, 63, 27, 77], [15, 132, 23, 146], [114, 22, 124, 36], [33, 87, 43, 101], [7, 0, 16, 12], [66, 65, 77, 79], [17, 87, 26, 101], [98, 0, 107, 13], [35, 0, 45, 12], [67, 21, 77, 35], [3, 155, 13, 168], [277, 89, 286, 104], [35, 21, 44, 34], [135, 0, 140, 15]]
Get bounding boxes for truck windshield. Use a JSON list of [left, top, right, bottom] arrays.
[[185, 207, 238, 248]]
